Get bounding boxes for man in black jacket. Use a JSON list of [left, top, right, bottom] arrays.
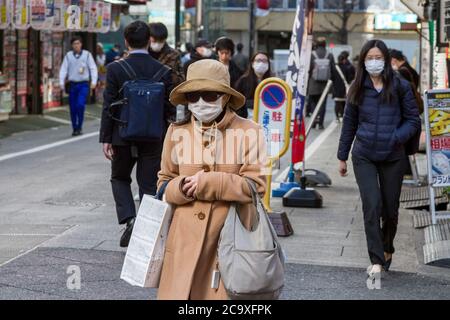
[[100, 21, 175, 247]]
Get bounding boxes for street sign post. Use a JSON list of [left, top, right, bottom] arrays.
[[254, 78, 293, 209], [424, 89, 450, 224]]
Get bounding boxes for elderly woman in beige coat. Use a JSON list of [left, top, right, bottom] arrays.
[[157, 59, 268, 300]]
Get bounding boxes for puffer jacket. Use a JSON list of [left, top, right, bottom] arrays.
[[337, 76, 421, 162]]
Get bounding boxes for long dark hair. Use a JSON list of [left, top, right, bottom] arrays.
[[239, 52, 272, 94], [347, 39, 395, 105]]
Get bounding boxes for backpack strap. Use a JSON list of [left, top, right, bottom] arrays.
[[151, 65, 171, 82], [312, 51, 318, 59], [117, 59, 138, 80]]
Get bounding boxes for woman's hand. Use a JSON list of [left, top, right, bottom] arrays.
[[339, 160, 348, 177], [182, 170, 205, 198]]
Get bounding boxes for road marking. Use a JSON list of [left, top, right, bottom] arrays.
[[273, 121, 339, 182], [43, 115, 72, 125], [0, 233, 61, 236], [0, 132, 99, 162], [305, 121, 338, 161]]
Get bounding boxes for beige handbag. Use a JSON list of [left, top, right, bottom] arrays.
[[218, 179, 285, 300]]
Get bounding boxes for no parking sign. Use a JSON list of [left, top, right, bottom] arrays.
[[254, 78, 292, 159]]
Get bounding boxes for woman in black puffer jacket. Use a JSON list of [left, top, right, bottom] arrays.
[[337, 40, 421, 280]]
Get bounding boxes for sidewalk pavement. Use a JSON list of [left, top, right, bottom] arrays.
[[0, 118, 450, 299], [0, 104, 102, 139]]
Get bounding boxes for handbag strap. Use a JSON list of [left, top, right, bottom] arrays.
[[335, 65, 349, 91]]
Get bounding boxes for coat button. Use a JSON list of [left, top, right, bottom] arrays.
[[197, 212, 205, 220], [202, 165, 210, 172]]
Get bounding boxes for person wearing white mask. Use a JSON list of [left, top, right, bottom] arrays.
[[156, 59, 268, 299], [183, 39, 215, 76], [338, 40, 420, 282], [235, 52, 272, 118], [149, 22, 185, 86]]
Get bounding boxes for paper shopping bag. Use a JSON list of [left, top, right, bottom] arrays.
[[120, 194, 173, 288]]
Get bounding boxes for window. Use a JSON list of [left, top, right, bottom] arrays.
[[271, 0, 285, 8], [210, 0, 248, 8]]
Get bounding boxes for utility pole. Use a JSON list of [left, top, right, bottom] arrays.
[[175, 0, 181, 49], [249, 0, 255, 57]]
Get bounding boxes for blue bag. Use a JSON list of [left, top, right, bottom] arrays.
[[110, 60, 170, 141]]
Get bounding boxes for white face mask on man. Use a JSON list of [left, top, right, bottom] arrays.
[[188, 97, 223, 124], [150, 42, 165, 52]]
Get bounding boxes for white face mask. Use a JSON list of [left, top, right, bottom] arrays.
[[150, 42, 164, 52], [365, 59, 385, 76], [188, 97, 223, 123], [200, 47, 212, 58], [253, 62, 269, 75]]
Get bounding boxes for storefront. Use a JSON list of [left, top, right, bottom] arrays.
[[0, 0, 125, 117]]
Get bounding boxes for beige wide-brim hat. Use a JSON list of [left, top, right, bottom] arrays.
[[169, 59, 245, 110]]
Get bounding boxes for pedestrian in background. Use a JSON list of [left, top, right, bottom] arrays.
[[390, 49, 420, 89], [149, 22, 185, 87], [235, 52, 272, 119], [96, 42, 107, 104], [232, 42, 249, 73], [307, 37, 335, 129], [100, 21, 174, 248], [59, 36, 98, 136], [183, 39, 214, 76], [331, 50, 355, 122], [181, 42, 194, 67], [214, 37, 242, 88], [156, 59, 267, 300], [338, 39, 421, 280], [106, 43, 121, 65]]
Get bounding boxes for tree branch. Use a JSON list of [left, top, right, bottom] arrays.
[[319, 23, 339, 33], [349, 17, 366, 32]]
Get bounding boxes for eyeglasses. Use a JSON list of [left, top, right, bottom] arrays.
[[185, 91, 224, 103], [254, 58, 269, 63]]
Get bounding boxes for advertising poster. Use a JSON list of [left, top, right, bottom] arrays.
[[44, 0, 55, 28], [52, 0, 67, 30], [66, 0, 81, 30], [81, 0, 90, 31], [426, 90, 450, 186], [12, 0, 30, 30], [110, 4, 120, 32], [99, 2, 110, 33], [30, 0, 47, 29], [0, 0, 10, 29], [87, 0, 99, 32]]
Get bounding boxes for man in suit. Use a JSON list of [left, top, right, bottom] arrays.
[[100, 21, 175, 247]]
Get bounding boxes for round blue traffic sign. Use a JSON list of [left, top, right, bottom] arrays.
[[261, 85, 286, 109]]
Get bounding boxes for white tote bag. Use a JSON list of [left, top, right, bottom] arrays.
[[120, 194, 173, 288]]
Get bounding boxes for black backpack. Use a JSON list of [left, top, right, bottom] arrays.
[[109, 60, 170, 141]]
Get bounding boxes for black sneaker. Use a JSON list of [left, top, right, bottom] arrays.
[[72, 131, 77, 137], [120, 218, 135, 248]]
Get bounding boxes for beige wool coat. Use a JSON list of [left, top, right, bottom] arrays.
[[156, 108, 267, 300]]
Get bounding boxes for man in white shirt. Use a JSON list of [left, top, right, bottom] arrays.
[[59, 36, 98, 136]]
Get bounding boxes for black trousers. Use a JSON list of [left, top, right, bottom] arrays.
[[352, 155, 406, 266], [334, 100, 345, 119], [111, 142, 162, 224], [309, 94, 327, 126]]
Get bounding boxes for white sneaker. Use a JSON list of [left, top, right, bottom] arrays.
[[366, 264, 382, 277]]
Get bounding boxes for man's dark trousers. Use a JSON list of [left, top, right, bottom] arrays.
[[352, 155, 405, 266], [111, 142, 162, 224]]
